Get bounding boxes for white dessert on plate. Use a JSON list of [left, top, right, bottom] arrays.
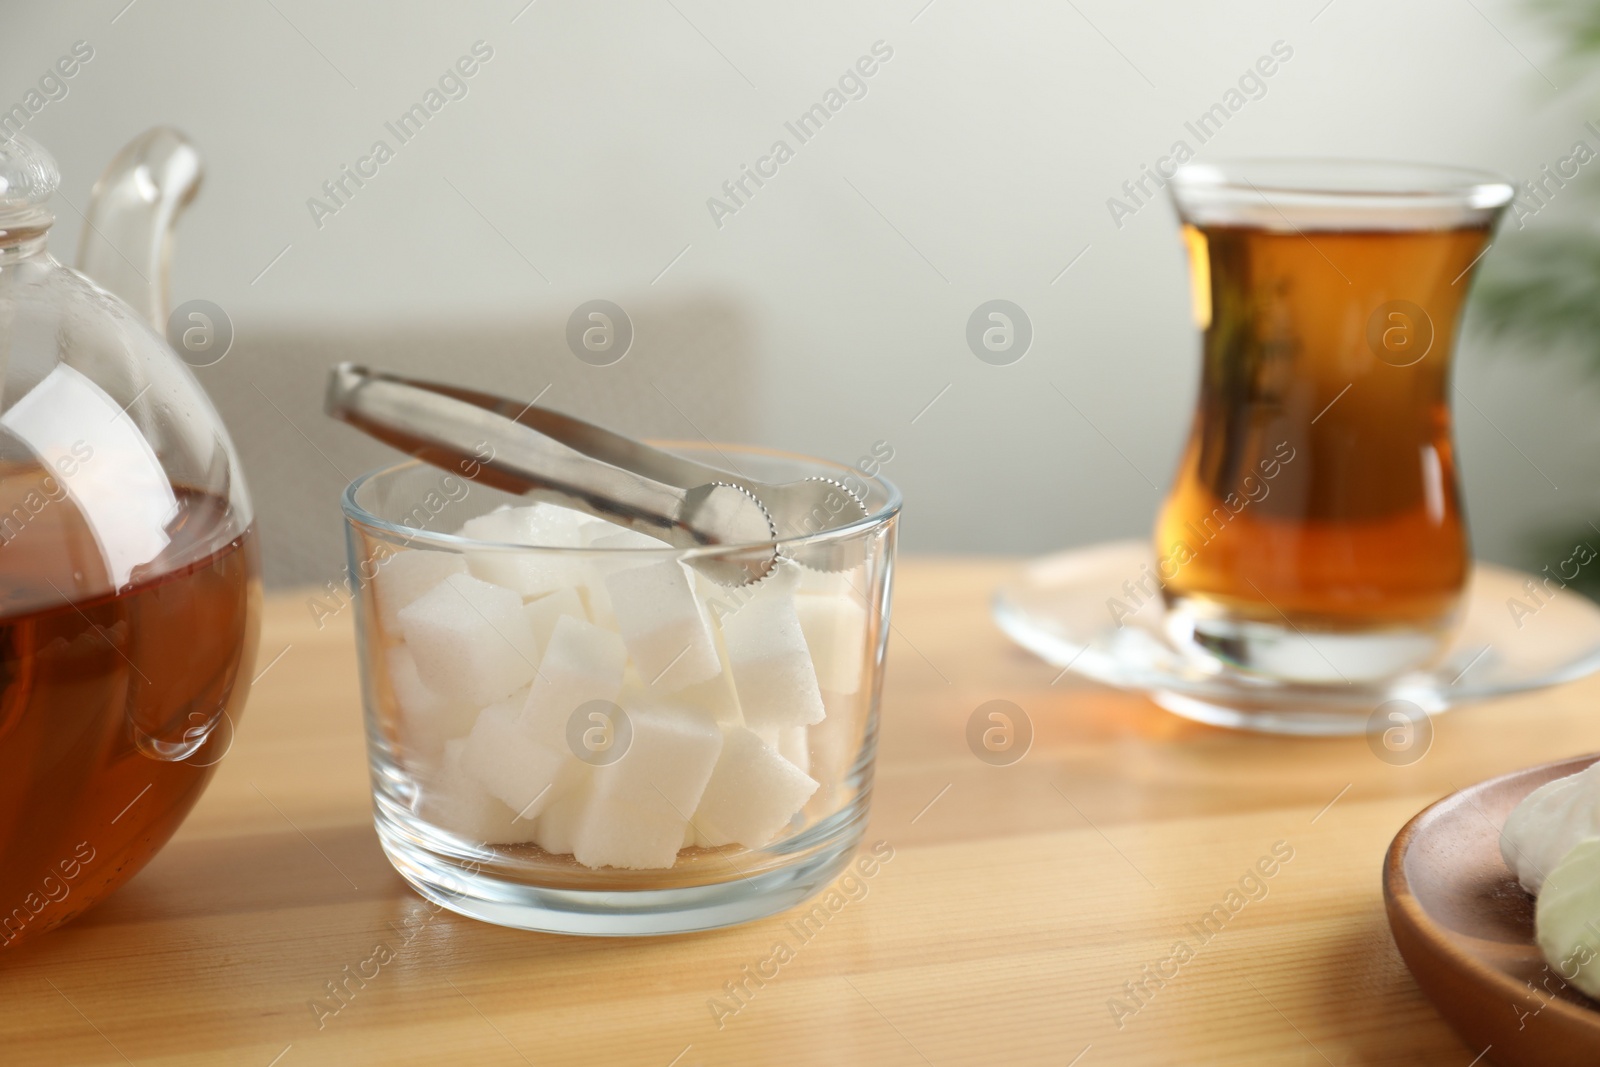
[[1501, 760, 1600, 895], [1501, 760, 1600, 997]]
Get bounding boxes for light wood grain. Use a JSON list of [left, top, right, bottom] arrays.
[[3, 557, 1592, 1066]]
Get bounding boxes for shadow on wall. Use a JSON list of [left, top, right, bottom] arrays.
[[196, 293, 757, 589]]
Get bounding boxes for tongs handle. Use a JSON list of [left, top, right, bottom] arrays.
[[341, 365, 736, 493], [324, 364, 775, 568]]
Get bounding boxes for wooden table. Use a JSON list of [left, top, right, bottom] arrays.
[[4, 558, 1594, 1066]]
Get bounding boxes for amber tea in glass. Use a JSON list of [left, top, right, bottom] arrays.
[[1155, 162, 1513, 682]]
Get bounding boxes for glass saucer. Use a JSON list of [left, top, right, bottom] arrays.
[[993, 541, 1600, 735]]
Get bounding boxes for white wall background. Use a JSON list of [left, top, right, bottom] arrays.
[[6, 0, 1599, 585]]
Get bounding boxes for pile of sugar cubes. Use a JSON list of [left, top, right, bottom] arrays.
[[372, 501, 869, 870]]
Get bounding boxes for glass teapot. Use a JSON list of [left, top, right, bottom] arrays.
[[0, 130, 258, 950]]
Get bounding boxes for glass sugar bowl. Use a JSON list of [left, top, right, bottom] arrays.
[[345, 446, 898, 935]]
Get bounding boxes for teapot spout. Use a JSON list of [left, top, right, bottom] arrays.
[[75, 127, 202, 332]]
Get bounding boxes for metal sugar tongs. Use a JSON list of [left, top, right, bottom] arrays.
[[325, 363, 869, 585]]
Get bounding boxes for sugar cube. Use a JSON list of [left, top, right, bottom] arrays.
[[460, 615, 624, 829], [461, 691, 565, 821], [720, 569, 826, 730], [691, 567, 762, 631], [582, 528, 673, 625], [398, 572, 539, 706], [572, 703, 723, 870], [589, 527, 672, 550], [779, 726, 811, 776], [578, 519, 621, 545], [755, 724, 812, 778], [576, 586, 613, 631], [795, 595, 868, 694], [810, 689, 865, 807], [460, 503, 590, 598], [523, 587, 588, 655], [373, 550, 467, 634], [385, 645, 480, 761], [622, 619, 742, 726], [794, 563, 863, 598], [536, 761, 593, 856], [574, 527, 665, 627], [421, 739, 537, 844], [523, 614, 627, 744], [462, 502, 592, 545], [655, 666, 742, 726], [606, 559, 721, 687], [692, 726, 818, 849]]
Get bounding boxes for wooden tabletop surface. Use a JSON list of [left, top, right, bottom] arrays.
[[3, 556, 1595, 1067]]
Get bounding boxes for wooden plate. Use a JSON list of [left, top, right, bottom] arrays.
[[1385, 754, 1600, 1067]]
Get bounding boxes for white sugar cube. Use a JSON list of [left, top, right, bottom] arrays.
[[579, 528, 673, 629], [810, 688, 866, 807], [623, 620, 742, 726], [589, 528, 672, 550], [720, 570, 825, 730], [692, 726, 818, 849], [532, 501, 594, 536], [796, 594, 868, 694], [795, 563, 866, 599], [523, 587, 588, 655], [692, 568, 761, 630], [658, 666, 742, 726], [373, 550, 466, 634], [460, 691, 566, 821], [755, 724, 812, 778], [572, 703, 723, 870], [458, 615, 623, 831], [421, 739, 537, 844], [577, 583, 615, 631], [385, 645, 480, 761], [606, 559, 721, 687], [578, 519, 618, 544], [461, 502, 592, 545], [460, 503, 589, 598], [575, 526, 626, 620], [524, 614, 627, 742], [536, 761, 593, 856], [779, 726, 811, 776], [398, 572, 539, 706], [577, 519, 622, 545]]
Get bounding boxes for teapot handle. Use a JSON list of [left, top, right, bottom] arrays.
[[75, 127, 202, 332]]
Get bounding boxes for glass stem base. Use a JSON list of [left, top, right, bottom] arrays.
[[1164, 595, 1453, 684]]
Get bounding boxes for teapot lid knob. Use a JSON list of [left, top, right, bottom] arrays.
[[0, 134, 58, 229]]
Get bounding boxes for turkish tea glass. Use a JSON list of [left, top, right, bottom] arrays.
[[1156, 161, 1513, 683]]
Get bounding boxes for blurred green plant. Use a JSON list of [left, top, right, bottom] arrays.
[[1526, 0, 1600, 56], [1475, 234, 1600, 354], [1468, 0, 1600, 598]]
